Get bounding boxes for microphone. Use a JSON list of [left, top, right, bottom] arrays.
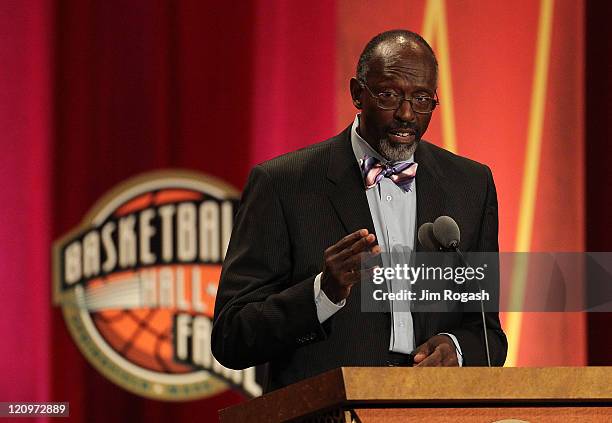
[[432, 216, 460, 249], [424, 216, 492, 367], [417, 222, 442, 251], [432, 216, 470, 277]]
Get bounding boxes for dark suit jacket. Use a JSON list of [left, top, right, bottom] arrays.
[[212, 126, 507, 392]]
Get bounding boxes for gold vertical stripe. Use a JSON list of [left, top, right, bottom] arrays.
[[505, 0, 555, 367], [435, 0, 458, 153], [422, 0, 457, 153], [422, 0, 437, 41]]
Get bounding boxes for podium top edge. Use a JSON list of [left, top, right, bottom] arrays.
[[220, 367, 612, 423]]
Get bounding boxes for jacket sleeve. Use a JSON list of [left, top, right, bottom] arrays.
[[211, 164, 327, 370], [451, 165, 508, 366]]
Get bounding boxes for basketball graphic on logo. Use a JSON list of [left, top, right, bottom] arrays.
[[53, 171, 262, 401]]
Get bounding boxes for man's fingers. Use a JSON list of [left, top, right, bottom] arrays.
[[321, 231, 381, 302], [349, 233, 377, 253], [336, 233, 377, 260], [411, 337, 458, 368], [342, 249, 380, 272], [412, 342, 432, 364], [327, 233, 377, 264], [328, 230, 377, 257], [344, 264, 380, 284], [415, 347, 442, 367], [326, 229, 369, 256]]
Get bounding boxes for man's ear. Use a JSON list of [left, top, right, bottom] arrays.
[[349, 77, 363, 109]]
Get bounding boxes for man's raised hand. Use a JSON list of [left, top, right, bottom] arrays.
[[320, 229, 380, 303]]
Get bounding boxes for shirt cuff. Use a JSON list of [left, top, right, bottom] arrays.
[[313, 272, 346, 323], [439, 332, 463, 366]]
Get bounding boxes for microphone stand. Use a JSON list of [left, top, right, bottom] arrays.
[[450, 243, 492, 367]]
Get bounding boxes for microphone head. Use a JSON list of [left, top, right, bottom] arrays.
[[433, 216, 460, 249], [418, 222, 442, 251]]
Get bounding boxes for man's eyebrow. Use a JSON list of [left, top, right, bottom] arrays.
[[412, 87, 435, 94], [374, 80, 434, 95]]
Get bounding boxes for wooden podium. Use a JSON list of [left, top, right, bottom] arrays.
[[219, 367, 612, 422]]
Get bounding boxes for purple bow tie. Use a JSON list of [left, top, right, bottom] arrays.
[[360, 155, 418, 192]]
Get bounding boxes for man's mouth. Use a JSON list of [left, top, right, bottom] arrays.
[[387, 129, 417, 144]]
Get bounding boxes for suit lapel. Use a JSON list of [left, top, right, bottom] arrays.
[[414, 141, 448, 252], [413, 141, 449, 343], [325, 127, 376, 237]]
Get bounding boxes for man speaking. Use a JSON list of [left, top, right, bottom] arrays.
[[212, 30, 507, 392]]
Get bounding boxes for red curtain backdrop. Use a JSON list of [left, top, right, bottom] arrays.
[[1, 0, 610, 422], [0, 0, 52, 406], [251, 1, 336, 165]]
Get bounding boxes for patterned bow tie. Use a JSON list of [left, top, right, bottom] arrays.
[[360, 155, 418, 192]]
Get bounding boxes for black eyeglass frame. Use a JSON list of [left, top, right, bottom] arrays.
[[358, 79, 440, 114]]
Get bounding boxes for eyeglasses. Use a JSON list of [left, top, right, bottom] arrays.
[[359, 80, 439, 114]]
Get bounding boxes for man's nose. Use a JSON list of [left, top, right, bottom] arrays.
[[394, 98, 416, 122]]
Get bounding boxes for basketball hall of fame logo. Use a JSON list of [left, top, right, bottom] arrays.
[[52, 170, 262, 401]]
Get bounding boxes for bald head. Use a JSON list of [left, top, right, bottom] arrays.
[[356, 30, 438, 84]]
